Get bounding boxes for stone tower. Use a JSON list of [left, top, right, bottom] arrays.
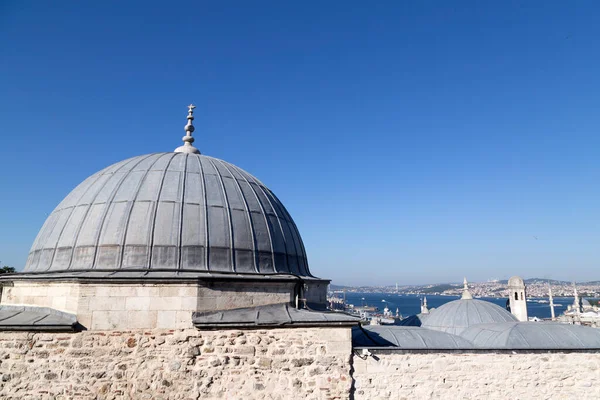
[[508, 276, 528, 322], [421, 297, 430, 314]]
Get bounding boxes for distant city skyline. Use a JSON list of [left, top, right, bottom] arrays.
[[1, 2, 599, 285]]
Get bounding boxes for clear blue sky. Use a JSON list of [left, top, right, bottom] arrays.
[[1, 1, 598, 285]]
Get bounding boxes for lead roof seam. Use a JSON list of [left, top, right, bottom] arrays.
[[511, 324, 534, 347], [176, 154, 189, 271], [555, 325, 584, 347], [117, 154, 165, 269], [0, 311, 22, 323], [216, 159, 259, 273], [195, 155, 210, 271], [231, 162, 276, 274], [28, 211, 61, 271], [146, 153, 178, 271], [44, 171, 107, 271], [76, 154, 157, 271], [488, 300, 513, 322], [249, 178, 291, 273], [206, 158, 236, 272], [264, 190, 299, 275], [436, 301, 452, 330], [267, 192, 308, 276], [470, 301, 483, 326], [293, 221, 310, 276], [469, 327, 488, 347], [447, 332, 462, 348], [412, 329, 427, 348], [386, 327, 401, 347], [32, 314, 50, 325]]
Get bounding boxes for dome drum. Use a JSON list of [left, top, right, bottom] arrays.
[[0, 277, 328, 330]]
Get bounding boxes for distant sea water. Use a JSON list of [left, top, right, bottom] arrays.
[[342, 293, 578, 320]]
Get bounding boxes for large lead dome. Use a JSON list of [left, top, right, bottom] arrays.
[[24, 152, 311, 277]]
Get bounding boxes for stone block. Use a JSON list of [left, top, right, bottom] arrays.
[[157, 311, 177, 329], [136, 286, 160, 297], [197, 297, 218, 311], [180, 296, 198, 310], [150, 297, 181, 311], [127, 311, 158, 329], [90, 296, 126, 311], [175, 311, 194, 329], [31, 296, 51, 307], [325, 340, 351, 356], [178, 285, 198, 297], [158, 286, 185, 297], [91, 311, 128, 330], [125, 297, 152, 311], [77, 313, 92, 329], [51, 296, 67, 311], [47, 285, 70, 297]]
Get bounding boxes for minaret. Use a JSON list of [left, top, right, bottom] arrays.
[[573, 283, 582, 314], [548, 282, 556, 320], [174, 104, 201, 154], [461, 277, 473, 300], [508, 276, 528, 322], [421, 296, 430, 314]]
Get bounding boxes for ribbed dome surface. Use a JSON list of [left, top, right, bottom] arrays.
[[25, 153, 311, 277], [461, 322, 600, 349], [422, 299, 518, 336]]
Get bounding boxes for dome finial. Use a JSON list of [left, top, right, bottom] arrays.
[[175, 104, 201, 154], [461, 277, 473, 300]]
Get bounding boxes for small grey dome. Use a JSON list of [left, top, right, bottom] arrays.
[[422, 299, 518, 336], [25, 153, 311, 277], [461, 322, 600, 350], [353, 326, 474, 349]]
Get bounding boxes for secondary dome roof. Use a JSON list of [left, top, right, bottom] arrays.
[[422, 299, 518, 336], [461, 322, 600, 350], [23, 106, 312, 278]]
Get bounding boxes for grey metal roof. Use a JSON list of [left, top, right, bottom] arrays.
[[0, 305, 78, 331], [353, 325, 474, 349], [23, 153, 312, 278], [422, 299, 518, 336], [193, 303, 359, 328], [398, 313, 430, 327], [461, 322, 600, 350]]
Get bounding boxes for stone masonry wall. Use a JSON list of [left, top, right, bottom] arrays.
[[3, 327, 600, 400], [0, 327, 352, 400], [352, 351, 600, 399]]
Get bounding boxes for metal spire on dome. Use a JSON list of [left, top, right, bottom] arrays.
[[174, 104, 201, 154], [461, 277, 473, 300]]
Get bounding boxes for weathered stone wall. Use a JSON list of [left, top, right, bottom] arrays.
[[352, 351, 600, 399], [0, 327, 352, 400], [3, 327, 600, 400]]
